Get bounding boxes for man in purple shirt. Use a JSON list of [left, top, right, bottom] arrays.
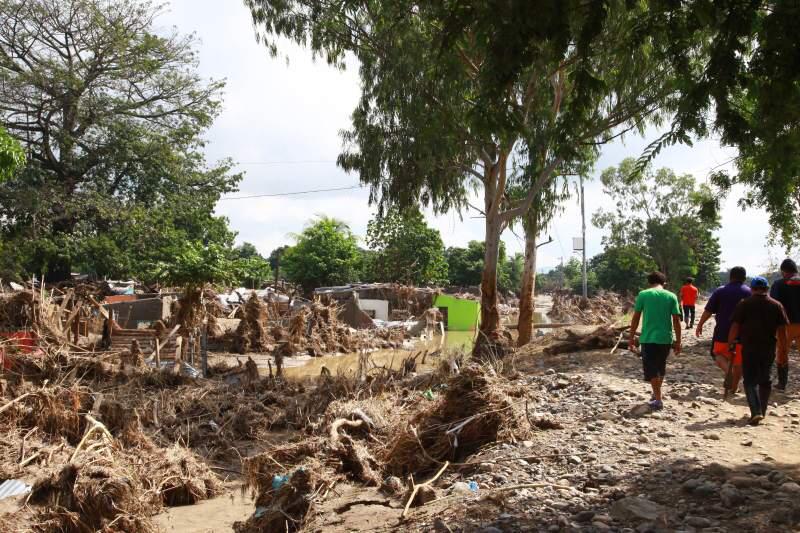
[[695, 266, 752, 397]]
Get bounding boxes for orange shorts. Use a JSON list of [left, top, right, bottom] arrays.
[[713, 341, 742, 366]]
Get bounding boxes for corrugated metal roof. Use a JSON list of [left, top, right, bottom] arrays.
[[0, 479, 31, 500]]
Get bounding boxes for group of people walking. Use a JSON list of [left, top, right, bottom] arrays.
[[628, 259, 800, 425]]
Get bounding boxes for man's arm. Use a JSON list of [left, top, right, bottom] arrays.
[[695, 310, 713, 337], [777, 324, 788, 361], [672, 314, 682, 354], [628, 311, 641, 350], [727, 322, 740, 346]]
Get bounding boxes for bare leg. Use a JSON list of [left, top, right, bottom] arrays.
[[651, 376, 663, 401], [731, 364, 742, 393]]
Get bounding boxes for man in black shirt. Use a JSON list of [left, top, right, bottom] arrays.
[[769, 258, 800, 390], [729, 276, 789, 425]]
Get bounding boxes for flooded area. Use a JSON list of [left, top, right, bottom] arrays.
[[210, 295, 554, 380]]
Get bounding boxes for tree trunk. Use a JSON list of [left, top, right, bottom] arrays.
[[479, 212, 502, 338], [517, 221, 538, 347]]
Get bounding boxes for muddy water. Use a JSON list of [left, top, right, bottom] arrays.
[[154, 489, 254, 532], [283, 330, 476, 379], [213, 296, 554, 380]]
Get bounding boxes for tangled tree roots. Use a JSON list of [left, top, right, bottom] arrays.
[[472, 329, 514, 361], [233, 294, 272, 354], [235, 458, 324, 533], [384, 363, 530, 475], [153, 446, 221, 506], [29, 462, 156, 533]]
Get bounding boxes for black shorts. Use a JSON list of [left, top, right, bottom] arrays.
[[741, 346, 776, 386], [641, 343, 671, 381]]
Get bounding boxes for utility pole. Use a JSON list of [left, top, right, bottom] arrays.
[[580, 175, 588, 299]]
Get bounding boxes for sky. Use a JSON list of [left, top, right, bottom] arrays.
[[157, 1, 787, 276]]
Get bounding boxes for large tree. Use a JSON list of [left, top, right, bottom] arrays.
[[245, 0, 680, 354], [439, 2, 800, 247], [593, 158, 721, 290], [282, 216, 362, 293], [365, 208, 448, 286], [0, 0, 240, 280], [513, 177, 572, 346]]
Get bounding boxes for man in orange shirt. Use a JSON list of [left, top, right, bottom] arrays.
[[679, 277, 699, 328]]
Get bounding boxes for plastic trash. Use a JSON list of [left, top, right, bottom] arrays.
[[0, 479, 31, 500], [423, 389, 435, 401], [468, 480, 479, 492], [272, 474, 289, 490]]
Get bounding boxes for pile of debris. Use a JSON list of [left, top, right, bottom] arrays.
[[223, 297, 408, 358], [316, 283, 437, 318], [232, 293, 274, 354], [548, 290, 633, 325], [0, 287, 95, 345], [543, 324, 632, 355], [234, 362, 535, 532], [0, 350, 226, 531]]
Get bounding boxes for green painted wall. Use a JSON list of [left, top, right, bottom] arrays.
[[434, 294, 480, 331]]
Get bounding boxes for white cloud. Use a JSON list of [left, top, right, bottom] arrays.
[[159, 0, 783, 277]]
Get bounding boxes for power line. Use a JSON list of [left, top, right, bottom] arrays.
[[219, 184, 362, 201], [237, 160, 337, 166]]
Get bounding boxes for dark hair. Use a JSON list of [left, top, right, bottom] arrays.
[[647, 271, 667, 286], [685, 277, 694, 284], [780, 258, 798, 274], [729, 266, 746, 282]]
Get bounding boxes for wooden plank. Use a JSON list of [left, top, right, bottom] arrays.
[[153, 324, 181, 355], [88, 296, 110, 319]]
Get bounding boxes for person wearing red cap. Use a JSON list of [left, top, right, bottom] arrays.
[[769, 258, 800, 390]]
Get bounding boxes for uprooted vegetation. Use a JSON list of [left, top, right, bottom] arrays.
[[0, 349, 293, 531], [548, 289, 633, 325], [233, 361, 537, 532], [223, 297, 408, 359], [1, 340, 540, 532]]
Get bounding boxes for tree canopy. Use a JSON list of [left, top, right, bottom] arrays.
[[593, 158, 721, 292], [282, 216, 362, 293], [0, 0, 240, 281], [428, 1, 800, 247], [0, 126, 23, 181], [444, 240, 520, 294], [233, 243, 272, 288], [640, 1, 800, 247], [365, 208, 448, 286]]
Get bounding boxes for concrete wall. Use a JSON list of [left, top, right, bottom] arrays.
[[358, 299, 389, 321], [105, 297, 172, 329], [433, 294, 480, 331]]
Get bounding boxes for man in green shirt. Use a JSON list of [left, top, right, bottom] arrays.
[[628, 271, 683, 410]]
